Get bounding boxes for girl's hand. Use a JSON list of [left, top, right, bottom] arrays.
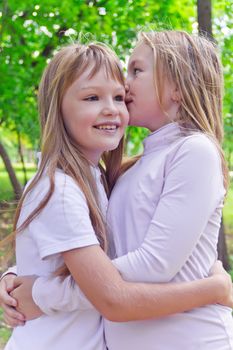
[[0, 274, 25, 327], [10, 275, 43, 321], [210, 260, 233, 308]]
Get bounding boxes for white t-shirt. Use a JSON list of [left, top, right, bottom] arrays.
[[5, 168, 106, 350]]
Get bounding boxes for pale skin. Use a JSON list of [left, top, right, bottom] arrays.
[[0, 258, 233, 326], [1, 46, 233, 327]]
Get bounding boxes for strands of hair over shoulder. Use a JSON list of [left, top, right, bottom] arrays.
[[3, 42, 126, 275], [136, 30, 229, 190]]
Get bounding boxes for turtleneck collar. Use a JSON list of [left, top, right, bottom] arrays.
[[143, 122, 181, 155]]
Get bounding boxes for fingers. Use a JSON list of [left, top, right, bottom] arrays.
[[4, 313, 25, 327], [0, 275, 24, 327], [1, 290, 17, 308], [2, 304, 25, 327], [5, 276, 17, 294], [0, 282, 17, 308], [1, 273, 17, 293]]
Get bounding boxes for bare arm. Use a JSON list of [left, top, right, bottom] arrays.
[[2, 257, 232, 323], [61, 246, 232, 322], [3, 152, 232, 323]]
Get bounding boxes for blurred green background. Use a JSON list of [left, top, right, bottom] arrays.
[[0, 0, 233, 346]]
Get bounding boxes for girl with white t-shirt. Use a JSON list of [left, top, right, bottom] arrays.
[[1, 37, 233, 350]]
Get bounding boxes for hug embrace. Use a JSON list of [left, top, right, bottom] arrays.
[[0, 30, 233, 350]]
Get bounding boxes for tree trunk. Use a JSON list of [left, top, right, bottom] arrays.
[[197, 0, 230, 270], [217, 218, 230, 270], [197, 0, 213, 38], [0, 142, 22, 200], [218, 223, 229, 271], [17, 131, 28, 185]]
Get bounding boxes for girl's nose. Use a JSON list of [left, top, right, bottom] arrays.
[[125, 83, 130, 93], [102, 102, 118, 117]]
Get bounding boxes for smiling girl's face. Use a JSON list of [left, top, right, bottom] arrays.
[[126, 43, 179, 132], [62, 65, 129, 165]]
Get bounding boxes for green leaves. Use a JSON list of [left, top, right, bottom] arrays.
[[0, 0, 232, 158]]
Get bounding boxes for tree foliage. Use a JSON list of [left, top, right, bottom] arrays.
[[0, 0, 195, 151], [0, 0, 232, 160]]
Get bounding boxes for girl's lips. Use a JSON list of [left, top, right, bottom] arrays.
[[126, 100, 133, 111], [94, 121, 120, 128], [126, 99, 133, 108], [125, 97, 133, 104]]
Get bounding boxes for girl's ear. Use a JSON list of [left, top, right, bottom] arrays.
[[171, 88, 181, 103]]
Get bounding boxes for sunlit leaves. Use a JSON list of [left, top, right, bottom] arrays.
[[0, 0, 232, 159]]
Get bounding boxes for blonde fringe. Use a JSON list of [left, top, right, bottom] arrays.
[[0, 43, 125, 276]]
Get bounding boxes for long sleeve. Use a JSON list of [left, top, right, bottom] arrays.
[[0, 266, 17, 280], [32, 275, 94, 315], [0, 265, 93, 315], [112, 136, 224, 282]]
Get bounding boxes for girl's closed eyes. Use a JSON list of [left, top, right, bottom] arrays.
[[133, 67, 142, 75]]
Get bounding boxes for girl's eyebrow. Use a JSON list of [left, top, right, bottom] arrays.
[[80, 86, 101, 90], [80, 86, 125, 92], [128, 59, 143, 69]]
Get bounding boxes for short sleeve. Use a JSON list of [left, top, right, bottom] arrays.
[[28, 172, 99, 259]]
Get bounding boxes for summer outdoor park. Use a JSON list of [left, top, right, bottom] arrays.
[[0, 0, 233, 347]]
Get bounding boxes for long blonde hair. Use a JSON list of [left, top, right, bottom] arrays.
[[11, 43, 125, 272], [124, 30, 228, 189]]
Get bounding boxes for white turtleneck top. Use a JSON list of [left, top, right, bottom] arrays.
[[12, 123, 233, 349], [105, 123, 233, 349]]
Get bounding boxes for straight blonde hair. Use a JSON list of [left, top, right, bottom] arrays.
[[7, 43, 125, 274], [123, 30, 228, 189]]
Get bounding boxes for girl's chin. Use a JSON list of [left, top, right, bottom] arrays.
[[128, 118, 141, 127], [128, 115, 138, 126]]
